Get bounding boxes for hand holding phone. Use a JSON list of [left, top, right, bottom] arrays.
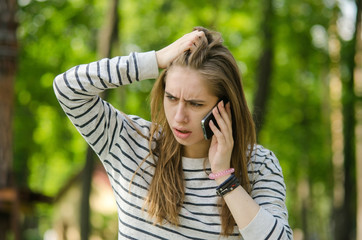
[[201, 99, 229, 140]]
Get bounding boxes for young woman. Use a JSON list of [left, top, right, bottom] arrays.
[[54, 27, 292, 239]]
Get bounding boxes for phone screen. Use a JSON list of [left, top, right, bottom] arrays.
[[201, 99, 228, 140]]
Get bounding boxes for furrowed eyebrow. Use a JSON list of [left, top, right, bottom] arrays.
[[165, 91, 177, 98], [164, 91, 206, 103], [185, 99, 206, 104]]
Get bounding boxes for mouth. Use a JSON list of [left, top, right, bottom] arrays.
[[173, 127, 192, 139], [176, 128, 191, 133]]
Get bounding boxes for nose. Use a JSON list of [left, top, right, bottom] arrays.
[[174, 103, 188, 123]]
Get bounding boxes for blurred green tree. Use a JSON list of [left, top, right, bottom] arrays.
[[12, 0, 360, 239]]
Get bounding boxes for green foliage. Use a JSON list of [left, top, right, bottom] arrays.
[[14, 0, 349, 238], [14, 0, 105, 194]]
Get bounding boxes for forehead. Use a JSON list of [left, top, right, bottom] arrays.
[[165, 66, 213, 97]]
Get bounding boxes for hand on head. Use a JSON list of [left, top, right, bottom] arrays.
[[156, 30, 206, 69]]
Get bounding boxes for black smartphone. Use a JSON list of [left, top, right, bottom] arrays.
[[201, 99, 229, 140]]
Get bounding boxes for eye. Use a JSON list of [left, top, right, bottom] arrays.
[[190, 102, 203, 107], [165, 94, 177, 102]]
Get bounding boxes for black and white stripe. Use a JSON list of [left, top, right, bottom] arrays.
[[54, 51, 292, 239]]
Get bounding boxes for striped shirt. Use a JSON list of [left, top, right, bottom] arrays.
[[53, 51, 292, 239]]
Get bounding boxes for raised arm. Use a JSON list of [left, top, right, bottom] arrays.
[[53, 30, 206, 158], [53, 52, 159, 158]]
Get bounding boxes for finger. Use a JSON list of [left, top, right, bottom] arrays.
[[221, 101, 233, 133], [215, 101, 232, 134], [213, 104, 234, 150], [156, 30, 205, 68], [226, 102, 232, 121], [212, 106, 231, 142], [209, 119, 224, 143], [182, 30, 205, 48], [188, 31, 206, 51]]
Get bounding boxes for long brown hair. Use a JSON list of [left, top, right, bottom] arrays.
[[144, 27, 256, 236]]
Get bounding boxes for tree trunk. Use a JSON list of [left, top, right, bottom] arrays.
[[97, 0, 120, 59], [80, 0, 120, 239], [331, 0, 360, 238], [339, 0, 359, 235], [0, 0, 19, 239], [80, 148, 96, 240], [252, 0, 274, 138], [353, 0, 362, 239], [328, 8, 347, 239], [0, 0, 17, 191], [340, 38, 357, 240]]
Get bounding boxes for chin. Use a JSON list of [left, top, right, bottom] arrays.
[[174, 137, 190, 146], [179, 137, 208, 147]]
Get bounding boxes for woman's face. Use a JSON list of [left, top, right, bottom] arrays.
[[164, 66, 218, 158]]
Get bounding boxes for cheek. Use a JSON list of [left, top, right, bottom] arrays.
[[192, 113, 205, 131]]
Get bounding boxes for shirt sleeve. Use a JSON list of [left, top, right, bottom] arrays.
[[240, 146, 293, 239], [53, 51, 159, 159]]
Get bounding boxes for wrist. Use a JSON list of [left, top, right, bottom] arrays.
[[155, 50, 164, 69], [215, 174, 240, 197], [209, 168, 234, 182], [215, 174, 232, 185]]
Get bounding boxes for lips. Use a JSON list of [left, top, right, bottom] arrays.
[[177, 129, 190, 133], [173, 127, 192, 139]]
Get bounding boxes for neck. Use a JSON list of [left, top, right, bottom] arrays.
[[182, 141, 210, 158]]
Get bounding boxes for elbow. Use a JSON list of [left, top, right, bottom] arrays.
[[53, 73, 64, 99]]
